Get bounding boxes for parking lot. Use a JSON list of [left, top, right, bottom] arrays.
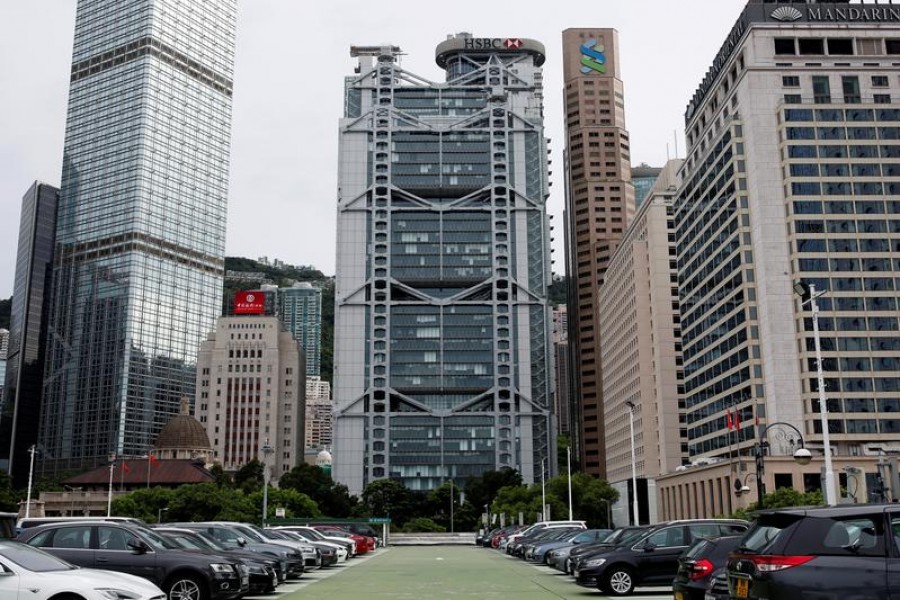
[[260, 545, 673, 600]]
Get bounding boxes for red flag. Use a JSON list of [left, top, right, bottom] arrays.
[[122, 461, 131, 474], [149, 453, 160, 467], [735, 409, 741, 432], [726, 410, 734, 431]]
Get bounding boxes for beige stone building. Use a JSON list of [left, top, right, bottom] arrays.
[[562, 28, 637, 478], [194, 316, 305, 482], [552, 305, 571, 435], [305, 376, 333, 449], [599, 160, 685, 525]]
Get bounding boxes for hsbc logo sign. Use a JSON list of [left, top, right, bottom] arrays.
[[464, 37, 525, 50]]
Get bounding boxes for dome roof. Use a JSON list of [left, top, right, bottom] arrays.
[[316, 449, 332, 465], [155, 398, 211, 451]]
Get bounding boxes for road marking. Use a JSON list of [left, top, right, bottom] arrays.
[[243, 549, 388, 598]]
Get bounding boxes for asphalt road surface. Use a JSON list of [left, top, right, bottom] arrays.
[[244, 545, 674, 600]]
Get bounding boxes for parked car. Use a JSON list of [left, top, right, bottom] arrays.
[[727, 505, 900, 600], [265, 528, 338, 566], [0, 540, 166, 600], [517, 527, 583, 559], [564, 526, 649, 574], [491, 524, 525, 549], [16, 521, 248, 600], [312, 526, 374, 554], [705, 570, 729, 600], [154, 526, 280, 593], [16, 516, 146, 535], [572, 519, 749, 596], [270, 525, 355, 557], [535, 529, 612, 565], [672, 535, 742, 600], [169, 522, 302, 579], [504, 520, 586, 553]]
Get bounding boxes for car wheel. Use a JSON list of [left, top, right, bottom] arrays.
[[166, 574, 208, 600], [602, 565, 636, 596]]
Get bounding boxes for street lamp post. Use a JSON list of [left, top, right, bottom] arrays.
[[157, 507, 169, 523], [566, 446, 573, 521], [625, 401, 639, 526], [794, 281, 837, 506], [24, 445, 37, 519], [261, 440, 274, 526], [540, 458, 546, 521], [746, 422, 812, 507]]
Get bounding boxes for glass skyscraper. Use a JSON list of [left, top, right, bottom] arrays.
[[333, 34, 555, 493], [279, 283, 322, 378], [39, 0, 236, 474], [0, 182, 58, 486]]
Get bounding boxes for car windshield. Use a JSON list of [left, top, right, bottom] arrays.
[[194, 531, 228, 552], [0, 543, 78, 572], [234, 526, 266, 543], [138, 527, 180, 551], [739, 514, 801, 553], [604, 527, 648, 546]]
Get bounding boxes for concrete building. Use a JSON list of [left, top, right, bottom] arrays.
[[552, 306, 571, 436], [599, 160, 686, 526], [38, 0, 236, 475], [279, 282, 323, 378], [0, 182, 58, 486], [562, 28, 637, 477], [662, 0, 900, 516], [0, 329, 7, 413], [305, 377, 333, 449], [333, 34, 555, 493], [194, 316, 305, 482]]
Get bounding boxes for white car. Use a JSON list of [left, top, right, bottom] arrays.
[[0, 541, 165, 600]]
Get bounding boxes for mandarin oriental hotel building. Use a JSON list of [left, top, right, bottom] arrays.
[[658, 1, 900, 519], [333, 35, 555, 493]]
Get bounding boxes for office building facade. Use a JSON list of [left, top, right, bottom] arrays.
[[38, 0, 236, 473], [195, 316, 304, 480], [663, 1, 900, 514], [0, 182, 58, 485], [279, 282, 323, 378], [305, 377, 332, 449], [552, 305, 571, 435], [599, 160, 685, 525], [562, 28, 637, 477], [333, 34, 555, 493], [632, 164, 663, 208]]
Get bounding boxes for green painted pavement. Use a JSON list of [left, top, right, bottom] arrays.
[[280, 546, 673, 600]]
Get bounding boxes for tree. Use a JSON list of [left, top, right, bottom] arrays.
[[233, 459, 264, 494], [490, 473, 618, 529], [209, 464, 232, 488], [730, 487, 824, 521], [361, 479, 419, 527], [464, 468, 523, 514], [248, 488, 321, 521], [278, 463, 356, 517]]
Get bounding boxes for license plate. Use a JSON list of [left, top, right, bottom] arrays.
[[675, 592, 683, 600], [573, 570, 579, 578], [705, 595, 715, 600], [735, 577, 750, 598]]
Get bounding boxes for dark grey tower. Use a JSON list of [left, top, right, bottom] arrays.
[[0, 182, 58, 487]]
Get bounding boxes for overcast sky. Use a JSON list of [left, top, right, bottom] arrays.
[[0, 0, 750, 297]]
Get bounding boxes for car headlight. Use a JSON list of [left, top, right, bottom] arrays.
[[210, 563, 236, 573], [583, 558, 607, 568], [97, 590, 141, 600]]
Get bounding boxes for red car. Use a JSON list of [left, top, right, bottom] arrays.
[[492, 525, 526, 549], [313, 527, 374, 554]]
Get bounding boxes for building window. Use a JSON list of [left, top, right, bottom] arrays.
[[784, 94, 802, 104], [875, 94, 892, 104], [799, 38, 825, 55], [873, 75, 889, 87], [775, 38, 796, 55], [842, 76, 861, 103], [782, 75, 800, 87], [827, 38, 854, 55], [812, 76, 831, 104]]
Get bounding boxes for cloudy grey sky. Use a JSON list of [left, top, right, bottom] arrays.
[[0, 0, 749, 297]]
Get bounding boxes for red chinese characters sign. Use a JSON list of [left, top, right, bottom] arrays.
[[234, 291, 265, 314]]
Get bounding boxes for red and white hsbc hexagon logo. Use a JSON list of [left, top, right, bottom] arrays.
[[504, 38, 523, 49]]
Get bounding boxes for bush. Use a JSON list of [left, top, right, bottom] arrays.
[[401, 517, 446, 533]]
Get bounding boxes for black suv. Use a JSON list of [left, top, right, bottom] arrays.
[[727, 504, 900, 600], [572, 519, 749, 596], [17, 521, 248, 600]]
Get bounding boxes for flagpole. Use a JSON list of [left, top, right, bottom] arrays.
[[147, 452, 152, 488], [107, 459, 115, 517]]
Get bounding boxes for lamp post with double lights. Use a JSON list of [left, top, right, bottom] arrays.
[[24, 445, 37, 519], [794, 280, 837, 506], [741, 421, 812, 507], [625, 401, 639, 526]]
